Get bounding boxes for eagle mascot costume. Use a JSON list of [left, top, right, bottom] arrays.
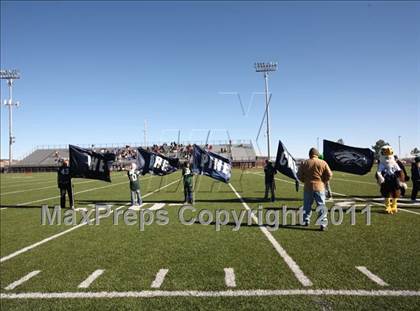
[[376, 146, 406, 214]]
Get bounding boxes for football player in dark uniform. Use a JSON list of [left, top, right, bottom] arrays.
[[264, 160, 276, 202], [57, 159, 74, 209], [182, 162, 194, 204]]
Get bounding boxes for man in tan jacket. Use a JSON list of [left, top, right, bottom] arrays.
[[297, 148, 333, 231]]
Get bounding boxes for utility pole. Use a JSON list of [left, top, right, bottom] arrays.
[[1, 69, 21, 171], [317, 137, 320, 151], [255, 62, 277, 160]]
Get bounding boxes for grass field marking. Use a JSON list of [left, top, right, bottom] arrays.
[[148, 203, 166, 211], [0, 216, 101, 263], [150, 269, 169, 289], [252, 172, 420, 215], [1, 179, 97, 196], [14, 175, 136, 207], [1, 180, 57, 191], [399, 209, 420, 215], [332, 177, 413, 190], [2, 179, 53, 188], [224, 268, 236, 288], [78, 269, 105, 289], [1, 176, 70, 188], [228, 183, 313, 287], [0, 175, 132, 211], [356, 266, 389, 286], [2, 176, 54, 184], [0, 178, 180, 263], [4, 270, 41, 291], [127, 203, 148, 211], [1, 289, 420, 299], [0, 176, 119, 195]]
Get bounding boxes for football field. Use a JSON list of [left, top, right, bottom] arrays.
[[1, 169, 419, 310]]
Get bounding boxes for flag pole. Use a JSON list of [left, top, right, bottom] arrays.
[[193, 131, 211, 205]]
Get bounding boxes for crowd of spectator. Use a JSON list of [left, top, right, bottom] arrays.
[[53, 142, 230, 169]]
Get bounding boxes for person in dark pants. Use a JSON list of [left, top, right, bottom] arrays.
[[394, 155, 409, 196], [182, 162, 194, 204], [57, 159, 74, 209], [411, 156, 420, 202], [264, 160, 276, 202]]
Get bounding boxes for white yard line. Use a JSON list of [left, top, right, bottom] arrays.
[[224, 268, 236, 288], [0, 217, 113, 263], [0, 176, 129, 211], [332, 177, 412, 190], [16, 178, 129, 206], [229, 183, 313, 287], [148, 203, 166, 211], [150, 269, 169, 288], [251, 172, 420, 215], [78, 270, 105, 289], [4, 270, 41, 291], [0, 178, 181, 263], [1, 179, 56, 189], [1, 180, 96, 196], [356, 266, 389, 286], [399, 209, 420, 215], [1, 289, 419, 299], [127, 203, 147, 211]]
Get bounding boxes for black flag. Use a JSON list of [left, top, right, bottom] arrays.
[[69, 145, 112, 182], [274, 140, 299, 192], [192, 145, 232, 183], [137, 148, 179, 176], [323, 140, 374, 175]]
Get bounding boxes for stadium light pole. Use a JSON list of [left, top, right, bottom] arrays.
[[255, 62, 277, 160], [398, 135, 401, 158], [1, 69, 21, 170], [143, 119, 147, 147]]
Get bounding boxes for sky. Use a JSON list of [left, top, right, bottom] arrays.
[[1, 1, 419, 159]]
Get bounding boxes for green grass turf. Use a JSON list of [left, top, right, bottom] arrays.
[[0, 169, 419, 310]]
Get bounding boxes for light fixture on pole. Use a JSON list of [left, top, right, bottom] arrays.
[[1, 69, 21, 170], [255, 62, 277, 160]]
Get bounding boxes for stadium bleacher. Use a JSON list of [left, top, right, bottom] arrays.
[[10, 140, 257, 172]]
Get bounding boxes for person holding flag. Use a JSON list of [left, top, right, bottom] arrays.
[[264, 160, 277, 202], [57, 159, 74, 209], [318, 154, 333, 200], [182, 162, 194, 204], [411, 156, 420, 202], [127, 162, 142, 207]]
